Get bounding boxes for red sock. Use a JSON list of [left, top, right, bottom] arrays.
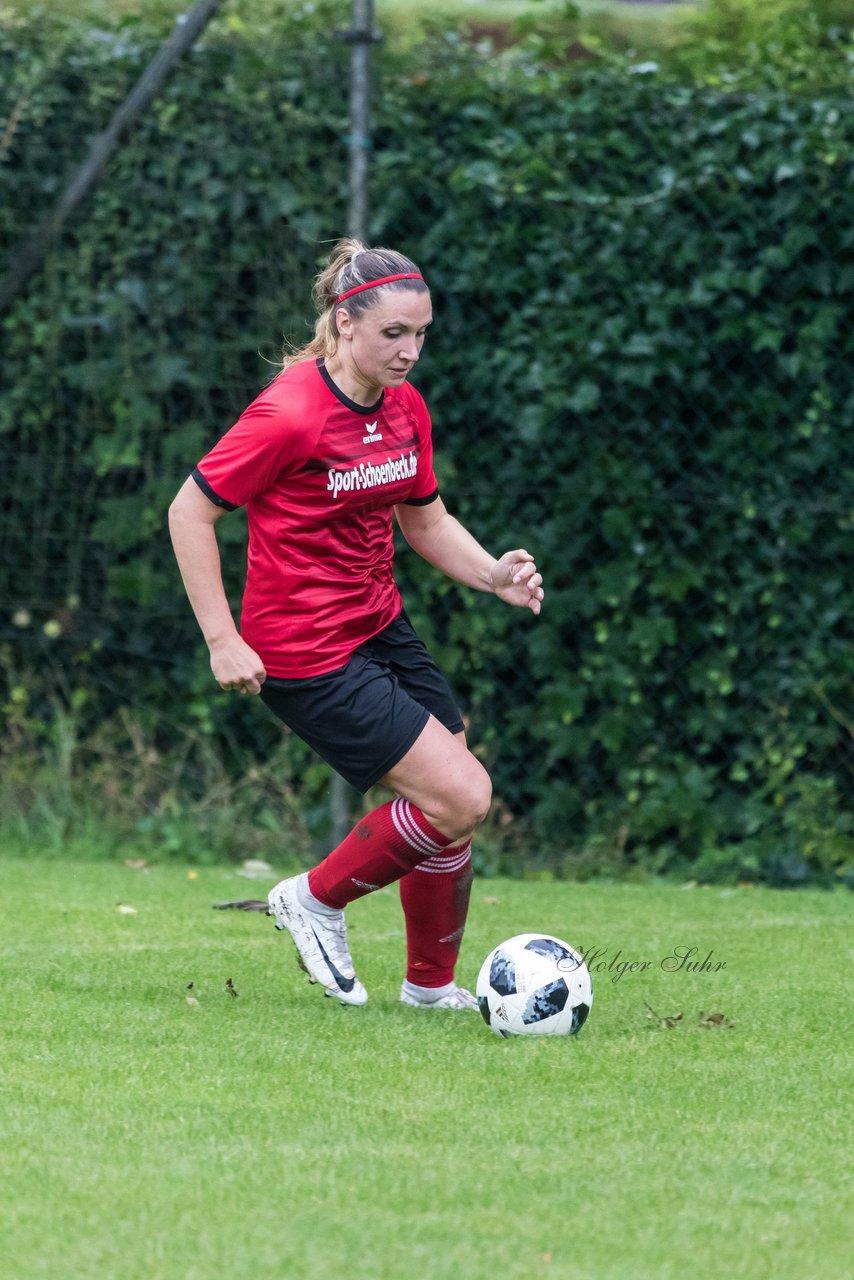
[[399, 842, 474, 988], [308, 798, 454, 910]]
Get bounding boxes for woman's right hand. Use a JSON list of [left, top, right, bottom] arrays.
[[209, 635, 267, 695], [169, 479, 266, 693]]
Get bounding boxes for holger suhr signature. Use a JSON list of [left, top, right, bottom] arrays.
[[576, 945, 727, 983]]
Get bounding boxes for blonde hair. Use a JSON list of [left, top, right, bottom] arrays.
[[282, 238, 428, 369]]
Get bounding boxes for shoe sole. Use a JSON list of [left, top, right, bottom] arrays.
[[294, 953, 357, 1007]]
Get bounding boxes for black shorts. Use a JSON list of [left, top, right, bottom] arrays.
[[259, 612, 464, 792]]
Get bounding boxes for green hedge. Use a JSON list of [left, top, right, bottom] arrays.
[[1, 2, 852, 881]]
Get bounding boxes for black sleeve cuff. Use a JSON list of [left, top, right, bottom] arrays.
[[192, 467, 239, 511], [403, 487, 440, 507]]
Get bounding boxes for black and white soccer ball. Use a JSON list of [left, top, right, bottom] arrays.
[[476, 933, 592, 1038]]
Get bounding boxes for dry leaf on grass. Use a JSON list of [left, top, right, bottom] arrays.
[[213, 899, 269, 911], [644, 1003, 734, 1030], [698, 1010, 734, 1029], [644, 1001, 684, 1029]]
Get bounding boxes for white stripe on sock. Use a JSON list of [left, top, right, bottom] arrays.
[[416, 844, 472, 875], [417, 842, 472, 864], [395, 798, 444, 854], [391, 797, 446, 857]]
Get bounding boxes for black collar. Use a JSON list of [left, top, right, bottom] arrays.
[[317, 357, 384, 414]]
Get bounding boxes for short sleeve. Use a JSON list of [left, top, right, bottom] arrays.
[[193, 378, 320, 509], [403, 388, 439, 506]]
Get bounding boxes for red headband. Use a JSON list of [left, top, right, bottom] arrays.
[[336, 273, 425, 303]]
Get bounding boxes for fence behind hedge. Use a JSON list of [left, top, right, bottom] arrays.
[[1, 2, 852, 882]]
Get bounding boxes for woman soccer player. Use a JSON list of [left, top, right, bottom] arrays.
[[168, 239, 543, 1009]]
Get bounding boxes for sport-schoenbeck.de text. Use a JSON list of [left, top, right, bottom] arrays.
[[327, 451, 418, 499]]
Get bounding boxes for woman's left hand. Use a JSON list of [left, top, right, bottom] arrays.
[[491, 550, 544, 615]]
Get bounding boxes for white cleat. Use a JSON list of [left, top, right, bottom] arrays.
[[267, 875, 367, 1007], [399, 984, 479, 1010]]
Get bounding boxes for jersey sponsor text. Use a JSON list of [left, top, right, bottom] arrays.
[[327, 451, 418, 499]]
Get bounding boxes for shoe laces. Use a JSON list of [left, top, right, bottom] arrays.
[[445, 987, 478, 1010], [316, 909, 354, 973]]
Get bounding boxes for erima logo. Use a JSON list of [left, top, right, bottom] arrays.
[[351, 877, 382, 892], [363, 421, 383, 444], [439, 926, 466, 946]]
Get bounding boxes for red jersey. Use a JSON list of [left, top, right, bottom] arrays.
[[193, 358, 439, 677]]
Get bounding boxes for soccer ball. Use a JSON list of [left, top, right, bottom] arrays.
[[476, 933, 592, 1038]]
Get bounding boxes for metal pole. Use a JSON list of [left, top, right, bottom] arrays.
[[328, 0, 381, 847], [347, 0, 376, 240], [337, 0, 381, 243]]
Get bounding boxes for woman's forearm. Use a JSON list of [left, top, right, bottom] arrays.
[[168, 480, 239, 648], [397, 498, 544, 614], [400, 507, 497, 592]]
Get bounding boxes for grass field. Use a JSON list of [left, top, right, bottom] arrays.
[[1, 858, 851, 1280]]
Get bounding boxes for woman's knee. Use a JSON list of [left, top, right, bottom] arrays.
[[381, 718, 493, 841], [428, 759, 492, 841]]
